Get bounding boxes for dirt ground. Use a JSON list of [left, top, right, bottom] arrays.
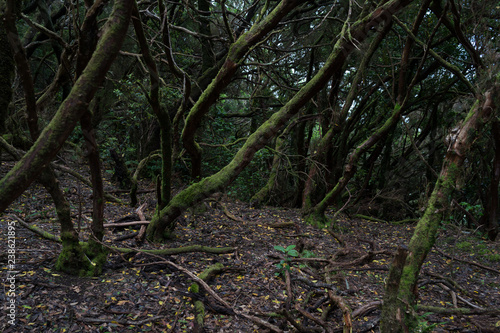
[[1, 162, 499, 332]]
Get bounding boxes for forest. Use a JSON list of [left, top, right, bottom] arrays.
[[0, 0, 499, 331]]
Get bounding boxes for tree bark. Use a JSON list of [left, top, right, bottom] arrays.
[[147, 0, 415, 241], [480, 120, 500, 240], [132, 2, 172, 209], [0, 0, 133, 213], [380, 86, 498, 332], [181, 0, 302, 179]]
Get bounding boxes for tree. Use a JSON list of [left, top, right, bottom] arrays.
[[146, 0, 414, 240], [0, 0, 134, 275]]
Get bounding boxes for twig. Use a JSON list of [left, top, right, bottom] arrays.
[[103, 221, 150, 228], [10, 215, 61, 242]]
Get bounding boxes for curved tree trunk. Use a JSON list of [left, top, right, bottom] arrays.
[[380, 86, 498, 332], [0, 0, 133, 215], [181, 0, 302, 179], [146, 0, 414, 241]]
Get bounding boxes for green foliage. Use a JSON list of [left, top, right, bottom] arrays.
[[415, 312, 447, 333], [273, 245, 299, 276], [456, 241, 472, 251], [442, 201, 484, 228], [459, 201, 483, 219]]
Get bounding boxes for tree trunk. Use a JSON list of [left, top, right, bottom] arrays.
[[0, 0, 133, 213], [132, 3, 172, 209], [380, 86, 498, 332], [76, 0, 108, 275], [0, 7, 14, 135], [308, 103, 403, 225], [480, 120, 500, 240], [147, 0, 414, 241], [181, 0, 302, 179]]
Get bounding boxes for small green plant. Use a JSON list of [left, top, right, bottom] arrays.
[[415, 312, 446, 332], [274, 245, 299, 276], [487, 253, 500, 262], [456, 241, 472, 251]]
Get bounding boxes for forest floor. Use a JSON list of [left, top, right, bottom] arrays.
[[1, 161, 500, 333]]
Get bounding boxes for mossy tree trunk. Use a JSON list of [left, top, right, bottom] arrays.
[[307, 103, 403, 225], [479, 120, 500, 241], [181, 0, 302, 179], [146, 0, 414, 241], [380, 86, 499, 332], [301, 19, 393, 212], [0, 0, 133, 277], [132, 2, 172, 210], [0, 2, 14, 136], [250, 133, 285, 207], [76, 1, 108, 275], [306, 0, 432, 226], [3, 0, 93, 274], [0, 0, 133, 212]]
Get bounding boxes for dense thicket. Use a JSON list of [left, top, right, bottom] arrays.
[[0, 0, 498, 331]]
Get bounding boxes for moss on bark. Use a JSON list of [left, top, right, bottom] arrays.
[[381, 86, 499, 332], [0, 0, 134, 212], [55, 232, 91, 276], [147, 0, 413, 242]]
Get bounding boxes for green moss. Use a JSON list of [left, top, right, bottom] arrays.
[[55, 234, 91, 276], [456, 241, 472, 251], [189, 283, 200, 293], [487, 254, 500, 262], [193, 299, 205, 327], [82, 240, 109, 276], [305, 211, 328, 228]]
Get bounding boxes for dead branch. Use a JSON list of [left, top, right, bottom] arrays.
[[220, 201, 244, 222], [328, 290, 352, 332], [434, 247, 500, 274], [103, 221, 150, 228], [77, 315, 163, 326], [113, 232, 139, 242], [11, 214, 61, 242], [415, 305, 500, 315], [267, 222, 297, 228], [136, 203, 148, 244], [295, 304, 333, 333], [352, 300, 382, 318]]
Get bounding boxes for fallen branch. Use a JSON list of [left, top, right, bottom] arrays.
[[11, 215, 62, 242], [267, 222, 296, 228], [113, 232, 139, 242], [136, 203, 148, 244], [328, 290, 352, 333], [220, 202, 244, 222], [415, 305, 500, 315], [352, 300, 382, 318], [140, 256, 283, 332], [14, 218, 234, 257], [295, 304, 333, 333], [354, 214, 388, 223], [188, 263, 225, 332], [77, 315, 163, 326], [115, 245, 235, 255], [434, 247, 500, 274], [103, 221, 150, 228]]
